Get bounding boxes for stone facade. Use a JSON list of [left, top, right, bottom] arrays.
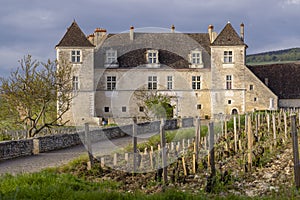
[[56, 21, 280, 126]]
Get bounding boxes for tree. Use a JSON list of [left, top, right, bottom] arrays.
[[134, 88, 175, 120], [0, 55, 74, 138]]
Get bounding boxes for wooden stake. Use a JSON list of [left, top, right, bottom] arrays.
[[133, 117, 137, 173], [272, 113, 277, 147], [291, 115, 300, 189], [267, 113, 270, 134], [85, 123, 94, 167], [160, 118, 168, 184], [224, 118, 227, 139], [182, 156, 187, 176], [209, 122, 216, 176], [234, 116, 237, 152], [247, 116, 252, 172], [284, 111, 287, 140], [195, 117, 200, 169], [113, 153, 118, 166]]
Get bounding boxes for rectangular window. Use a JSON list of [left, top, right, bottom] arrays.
[[167, 76, 173, 90], [122, 106, 126, 112], [226, 75, 232, 90], [254, 97, 257, 102], [192, 52, 201, 64], [147, 50, 158, 64], [107, 76, 116, 90], [228, 100, 232, 105], [148, 76, 157, 90], [104, 107, 109, 112], [249, 84, 254, 90], [197, 104, 202, 109], [106, 50, 117, 64], [139, 106, 144, 112], [71, 50, 81, 63], [224, 51, 233, 63], [192, 76, 201, 90], [72, 76, 79, 91]]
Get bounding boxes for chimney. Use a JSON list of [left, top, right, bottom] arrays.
[[130, 26, 134, 41], [87, 34, 95, 45], [94, 28, 107, 45], [171, 24, 175, 33], [208, 25, 214, 43], [240, 23, 245, 41]]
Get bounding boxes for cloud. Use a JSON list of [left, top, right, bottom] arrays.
[[285, 0, 300, 5]]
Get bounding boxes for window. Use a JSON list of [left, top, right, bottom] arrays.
[[104, 107, 110, 112], [192, 76, 201, 90], [228, 100, 232, 105], [122, 106, 126, 112], [249, 84, 254, 90], [107, 76, 116, 90], [167, 76, 173, 90], [71, 50, 81, 63], [148, 76, 157, 90], [72, 76, 79, 91], [106, 50, 117, 65], [197, 104, 202, 109], [254, 97, 257, 102], [224, 51, 233, 63], [147, 50, 159, 64], [139, 106, 144, 112], [226, 75, 232, 90], [191, 51, 202, 64]]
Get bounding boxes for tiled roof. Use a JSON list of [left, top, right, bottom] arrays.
[[56, 21, 94, 47], [95, 32, 211, 69], [212, 23, 246, 46], [248, 63, 300, 99]]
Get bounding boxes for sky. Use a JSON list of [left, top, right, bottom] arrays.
[[0, 0, 300, 77]]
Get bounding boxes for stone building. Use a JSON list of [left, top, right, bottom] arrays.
[[56, 21, 281, 126]]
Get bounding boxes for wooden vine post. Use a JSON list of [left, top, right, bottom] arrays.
[[132, 117, 138, 173], [291, 114, 300, 189], [234, 115, 237, 152], [193, 117, 201, 173], [85, 123, 94, 169], [247, 115, 252, 172], [160, 118, 168, 184], [272, 113, 277, 147], [209, 122, 216, 176]]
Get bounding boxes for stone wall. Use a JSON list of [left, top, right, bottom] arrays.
[[0, 139, 33, 160], [0, 118, 192, 161]]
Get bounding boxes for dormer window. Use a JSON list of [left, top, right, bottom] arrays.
[[189, 50, 203, 68], [147, 50, 159, 64], [71, 50, 81, 63], [105, 49, 118, 67]]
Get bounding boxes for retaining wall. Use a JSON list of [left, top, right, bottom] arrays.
[[0, 118, 193, 161]]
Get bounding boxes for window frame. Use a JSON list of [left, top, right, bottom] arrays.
[[72, 76, 79, 91], [106, 76, 116, 90], [122, 106, 127, 112], [167, 76, 173, 90], [105, 49, 118, 65], [104, 107, 110, 113], [148, 76, 158, 90], [223, 51, 233, 63], [147, 50, 159, 64], [192, 76, 201, 90], [71, 50, 81, 63], [226, 75, 232, 90]]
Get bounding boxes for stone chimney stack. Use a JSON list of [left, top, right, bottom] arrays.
[[94, 28, 107, 45], [130, 26, 134, 41], [240, 23, 245, 41], [171, 24, 175, 33], [208, 25, 214, 43]]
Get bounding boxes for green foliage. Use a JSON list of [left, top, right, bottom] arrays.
[[0, 133, 12, 141], [246, 47, 300, 65], [0, 55, 74, 137]]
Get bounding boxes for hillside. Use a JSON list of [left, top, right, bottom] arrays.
[[246, 47, 300, 65]]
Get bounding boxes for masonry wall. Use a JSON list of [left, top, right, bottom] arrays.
[[0, 118, 192, 161]]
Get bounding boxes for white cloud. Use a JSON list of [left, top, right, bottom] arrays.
[[285, 0, 300, 5]]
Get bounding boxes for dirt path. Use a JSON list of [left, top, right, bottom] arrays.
[[0, 132, 156, 175]]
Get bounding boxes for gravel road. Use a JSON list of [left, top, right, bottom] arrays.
[[0, 132, 156, 175]]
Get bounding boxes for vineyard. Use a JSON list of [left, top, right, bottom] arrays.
[[78, 110, 300, 197]]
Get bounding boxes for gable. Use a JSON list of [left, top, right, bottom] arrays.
[[56, 21, 94, 47], [212, 23, 246, 46]]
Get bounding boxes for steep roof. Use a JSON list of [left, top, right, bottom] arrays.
[[248, 63, 300, 99], [212, 23, 246, 46], [56, 21, 94, 47]]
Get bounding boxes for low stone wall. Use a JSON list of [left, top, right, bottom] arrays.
[[0, 118, 191, 161], [0, 139, 33, 160], [181, 117, 194, 128]]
